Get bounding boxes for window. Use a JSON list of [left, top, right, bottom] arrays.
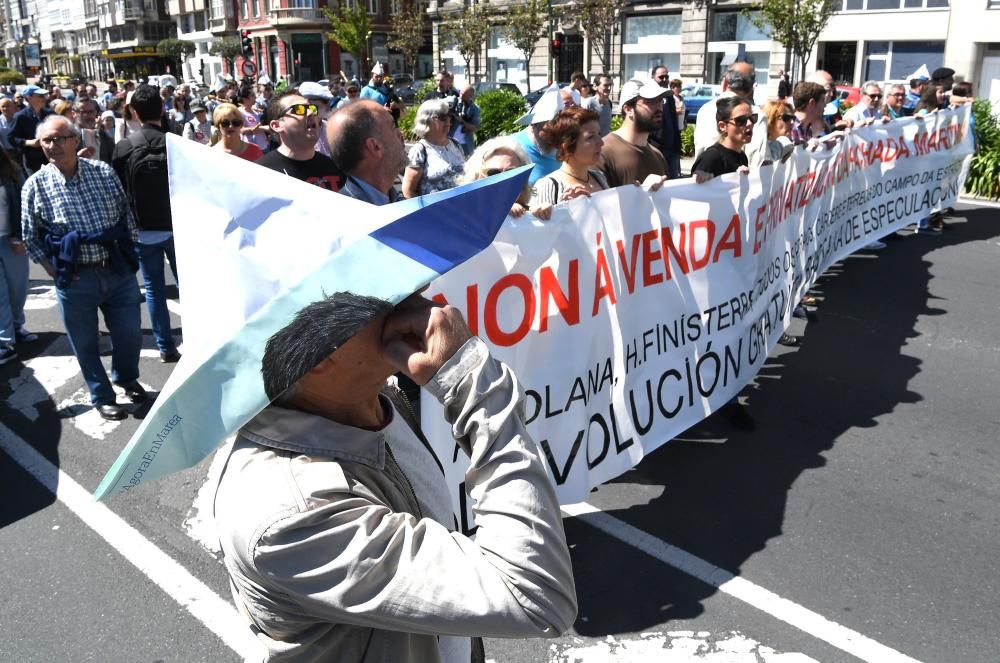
[[194, 10, 206, 30], [288, 0, 316, 7], [864, 40, 944, 81], [711, 10, 769, 42], [367, 0, 378, 14], [624, 14, 681, 44], [253, 0, 260, 17], [839, 0, 947, 8], [241, 0, 248, 19]]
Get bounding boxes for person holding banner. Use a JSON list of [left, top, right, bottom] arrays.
[[214, 292, 578, 662], [461, 137, 545, 219], [531, 106, 609, 206], [598, 79, 669, 189]]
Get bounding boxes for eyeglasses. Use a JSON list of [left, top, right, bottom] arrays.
[[780, 113, 795, 122], [40, 134, 77, 146], [866, 93, 883, 101], [728, 113, 758, 125], [655, 75, 669, 81], [218, 119, 243, 128], [482, 167, 516, 177], [889, 92, 906, 98], [278, 103, 319, 118]]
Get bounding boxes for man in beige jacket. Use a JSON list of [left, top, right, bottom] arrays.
[[214, 292, 578, 662]]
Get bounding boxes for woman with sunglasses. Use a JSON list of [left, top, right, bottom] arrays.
[[750, 100, 795, 168], [402, 99, 466, 198], [531, 106, 608, 207], [461, 137, 552, 220], [168, 95, 192, 134], [691, 96, 754, 179], [211, 103, 263, 161]]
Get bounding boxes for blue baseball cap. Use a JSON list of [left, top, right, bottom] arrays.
[[21, 84, 45, 97]]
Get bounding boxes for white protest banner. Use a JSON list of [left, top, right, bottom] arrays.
[[94, 136, 531, 500], [423, 107, 974, 525]]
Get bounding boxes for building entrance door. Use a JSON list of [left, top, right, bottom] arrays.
[[557, 33, 584, 82], [822, 42, 857, 85], [981, 57, 1000, 112]]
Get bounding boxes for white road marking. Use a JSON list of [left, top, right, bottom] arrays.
[[23, 284, 57, 310], [0, 421, 263, 660], [562, 503, 922, 663], [548, 631, 819, 662], [183, 439, 232, 556], [957, 196, 1000, 209]]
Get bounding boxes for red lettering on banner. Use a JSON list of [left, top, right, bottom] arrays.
[[592, 233, 617, 316], [484, 274, 534, 346], [714, 214, 742, 262], [641, 230, 664, 286], [539, 260, 580, 332], [615, 236, 641, 294], [660, 224, 689, 279], [687, 219, 715, 271]]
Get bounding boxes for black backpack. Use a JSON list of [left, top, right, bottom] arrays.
[[124, 129, 172, 232]]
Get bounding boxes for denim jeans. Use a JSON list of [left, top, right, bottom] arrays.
[[136, 237, 179, 353], [56, 267, 142, 405], [0, 238, 29, 346]]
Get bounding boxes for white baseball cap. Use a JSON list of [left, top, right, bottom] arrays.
[[619, 79, 669, 106], [298, 81, 333, 101]]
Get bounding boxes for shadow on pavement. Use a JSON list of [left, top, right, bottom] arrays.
[[570, 207, 1000, 635]]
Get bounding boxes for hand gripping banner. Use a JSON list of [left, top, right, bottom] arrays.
[[94, 134, 530, 500]]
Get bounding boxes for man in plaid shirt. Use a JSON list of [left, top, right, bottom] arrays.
[[21, 115, 148, 421]]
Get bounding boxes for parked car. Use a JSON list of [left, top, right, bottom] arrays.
[[389, 73, 417, 103], [681, 84, 721, 124], [835, 85, 862, 106], [473, 81, 522, 96], [524, 82, 570, 108]]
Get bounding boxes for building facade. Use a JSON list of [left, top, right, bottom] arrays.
[[428, 0, 1000, 104]]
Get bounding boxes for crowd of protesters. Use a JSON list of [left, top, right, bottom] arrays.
[[0, 60, 978, 662]]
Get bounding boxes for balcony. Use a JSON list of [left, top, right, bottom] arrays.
[[268, 6, 326, 25]]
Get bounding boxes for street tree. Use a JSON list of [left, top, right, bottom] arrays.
[[325, 2, 372, 78], [388, 0, 425, 79], [572, 0, 626, 76], [156, 39, 196, 76], [441, 3, 492, 83], [744, 0, 838, 81], [502, 0, 547, 92], [209, 38, 242, 76]]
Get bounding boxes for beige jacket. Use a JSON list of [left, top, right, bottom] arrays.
[[214, 339, 577, 662]]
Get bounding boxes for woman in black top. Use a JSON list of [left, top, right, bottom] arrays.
[[691, 96, 754, 178]]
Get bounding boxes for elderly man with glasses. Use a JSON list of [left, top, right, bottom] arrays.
[[21, 115, 145, 420], [257, 92, 345, 191], [844, 81, 885, 124], [883, 84, 908, 120]]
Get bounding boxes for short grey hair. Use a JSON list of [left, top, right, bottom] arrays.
[[862, 80, 882, 94], [888, 83, 906, 95], [36, 114, 81, 140], [461, 137, 530, 184], [412, 99, 451, 139]]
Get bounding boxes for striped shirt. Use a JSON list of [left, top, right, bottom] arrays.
[[21, 158, 137, 266]]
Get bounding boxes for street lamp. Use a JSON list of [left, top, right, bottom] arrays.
[[366, 30, 373, 77]]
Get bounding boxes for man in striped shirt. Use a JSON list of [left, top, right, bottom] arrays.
[[21, 115, 147, 421]]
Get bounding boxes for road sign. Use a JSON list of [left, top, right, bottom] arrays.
[[241, 60, 257, 78]]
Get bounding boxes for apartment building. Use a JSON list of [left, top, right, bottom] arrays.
[[430, 0, 1000, 103]]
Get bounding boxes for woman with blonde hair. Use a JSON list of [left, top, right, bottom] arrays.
[[461, 137, 551, 220], [749, 99, 795, 168], [212, 103, 263, 161]]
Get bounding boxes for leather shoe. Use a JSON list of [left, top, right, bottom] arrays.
[[118, 380, 148, 404], [97, 403, 128, 421], [159, 349, 182, 363], [778, 333, 799, 347]]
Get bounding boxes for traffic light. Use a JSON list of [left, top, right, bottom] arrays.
[[241, 30, 253, 58], [550, 32, 563, 56]]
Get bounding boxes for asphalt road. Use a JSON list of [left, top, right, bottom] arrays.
[[1, 202, 998, 662]]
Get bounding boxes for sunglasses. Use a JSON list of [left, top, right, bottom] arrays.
[[40, 134, 77, 146], [781, 113, 795, 122], [728, 113, 758, 125], [482, 167, 515, 177], [279, 103, 319, 118], [219, 119, 243, 128], [866, 93, 883, 101]]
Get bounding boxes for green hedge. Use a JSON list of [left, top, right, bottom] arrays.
[[476, 90, 527, 142], [965, 100, 1000, 200], [680, 124, 694, 157], [398, 105, 418, 141], [0, 69, 26, 85]]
